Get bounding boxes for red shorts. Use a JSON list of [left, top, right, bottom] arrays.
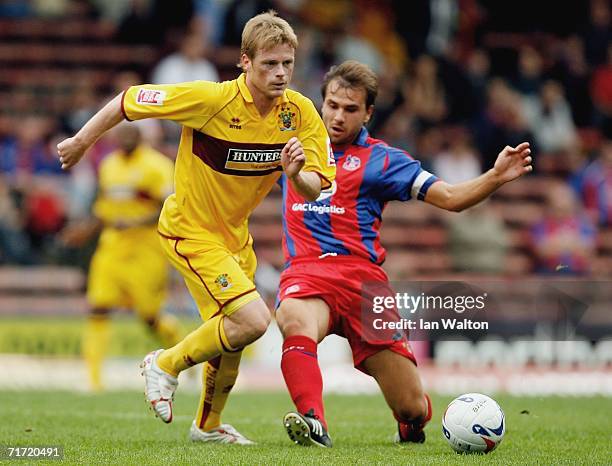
[[278, 256, 416, 372]]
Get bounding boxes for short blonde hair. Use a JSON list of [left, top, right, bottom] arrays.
[[241, 10, 298, 60]]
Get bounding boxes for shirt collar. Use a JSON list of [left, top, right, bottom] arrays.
[[237, 73, 289, 104], [333, 127, 370, 153], [354, 127, 369, 147]]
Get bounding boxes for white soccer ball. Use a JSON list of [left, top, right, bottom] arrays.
[[442, 393, 505, 454]]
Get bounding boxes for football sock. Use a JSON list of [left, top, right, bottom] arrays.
[[150, 313, 182, 348], [157, 314, 237, 377], [195, 350, 242, 431], [281, 335, 327, 429], [82, 311, 111, 391]]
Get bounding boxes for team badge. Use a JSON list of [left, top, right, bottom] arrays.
[[342, 154, 361, 171], [214, 273, 232, 291], [278, 105, 296, 131]]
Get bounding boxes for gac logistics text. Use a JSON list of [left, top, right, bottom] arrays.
[[371, 292, 488, 314]]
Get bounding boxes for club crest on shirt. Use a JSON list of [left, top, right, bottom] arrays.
[[342, 154, 361, 171], [214, 273, 232, 291], [278, 105, 296, 131]]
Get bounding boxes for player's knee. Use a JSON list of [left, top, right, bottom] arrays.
[[276, 302, 308, 337], [395, 390, 427, 423], [249, 309, 271, 339]]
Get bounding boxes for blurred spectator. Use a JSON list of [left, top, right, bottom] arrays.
[[377, 107, 416, 154], [151, 32, 219, 84], [465, 49, 491, 116], [404, 55, 448, 127], [579, 138, 612, 226], [531, 182, 597, 276], [448, 201, 509, 274], [115, 0, 158, 45], [590, 43, 612, 129], [523, 80, 578, 153], [581, 0, 611, 67], [432, 127, 481, 184], [0, 116, 64, 177], [552, 36, 593, 127], [512, 46, 544, 99], [0, 176, 31, 264], [412, 126, 444, 171], [222, 0, 275, 47], [61, 84, 99, 135], [0, 0, 31, 17], [472, 78, 535, 169], [426, 0, 458, 56], [367, 61, 404, 134], [25, 179, 67, 258], [332, 14, 385, 74]]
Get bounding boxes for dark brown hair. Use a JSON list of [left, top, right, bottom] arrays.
[[321, 60, 378, 108]]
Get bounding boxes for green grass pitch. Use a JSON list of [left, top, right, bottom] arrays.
[[1, 391, 610, 465]]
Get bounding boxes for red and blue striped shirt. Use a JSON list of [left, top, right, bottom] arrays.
[[281, 127, 438, 265]]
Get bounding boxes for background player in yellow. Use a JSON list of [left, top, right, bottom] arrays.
[[57, 11, 335, 443], [62, 123, 181, 391]]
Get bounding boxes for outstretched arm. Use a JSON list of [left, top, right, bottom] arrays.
[[425, 142, 532, 212], [57, 93, 124, 170]]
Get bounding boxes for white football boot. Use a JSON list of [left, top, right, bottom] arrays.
[[189, 421, 255, 445], [140, 349, 178, 423]]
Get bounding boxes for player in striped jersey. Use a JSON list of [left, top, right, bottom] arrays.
[[277, 61, 533, 447]]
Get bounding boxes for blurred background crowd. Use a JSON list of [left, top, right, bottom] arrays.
[[0, 0, 611, 282]]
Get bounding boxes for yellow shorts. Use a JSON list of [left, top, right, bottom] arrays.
[[159, 233, 260, 321], [87, 239, 168, 319]]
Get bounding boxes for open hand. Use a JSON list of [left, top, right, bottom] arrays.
[[492, 142, 532, 183]]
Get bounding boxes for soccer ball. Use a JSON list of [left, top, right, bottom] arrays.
[[442, 393, 505, 454]]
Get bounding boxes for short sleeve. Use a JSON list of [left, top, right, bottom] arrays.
[[122, 81, 226, 130], [296, 97, 336, 189], [377, 147, 438, 202]]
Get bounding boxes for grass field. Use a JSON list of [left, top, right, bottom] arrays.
[[1, 391, 610, 465]]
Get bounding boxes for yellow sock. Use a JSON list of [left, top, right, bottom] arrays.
[[157, 314, 237, 377], [195, 351, 242, 431], [151, 313, 183, 347], [82, 313, 111, 391]]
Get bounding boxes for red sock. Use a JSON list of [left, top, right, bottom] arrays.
[[281, 335, 327, 429]]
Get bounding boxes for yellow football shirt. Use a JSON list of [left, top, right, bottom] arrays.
[[121, 74, 336, 252], [94, 144, 174, 251]]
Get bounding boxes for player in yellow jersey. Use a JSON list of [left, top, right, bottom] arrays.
[[76, 123, 181, 391], [57, 11, 335, 444]]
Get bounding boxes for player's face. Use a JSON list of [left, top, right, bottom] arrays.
[[322, 79, 373, 146], [242, 43, 295, 101]]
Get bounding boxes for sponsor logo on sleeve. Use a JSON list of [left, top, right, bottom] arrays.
[[136, 89, 166, 105]]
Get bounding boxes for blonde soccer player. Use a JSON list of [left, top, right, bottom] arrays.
[[57, 11, 335, 444], [77, 123, 181, 391]]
